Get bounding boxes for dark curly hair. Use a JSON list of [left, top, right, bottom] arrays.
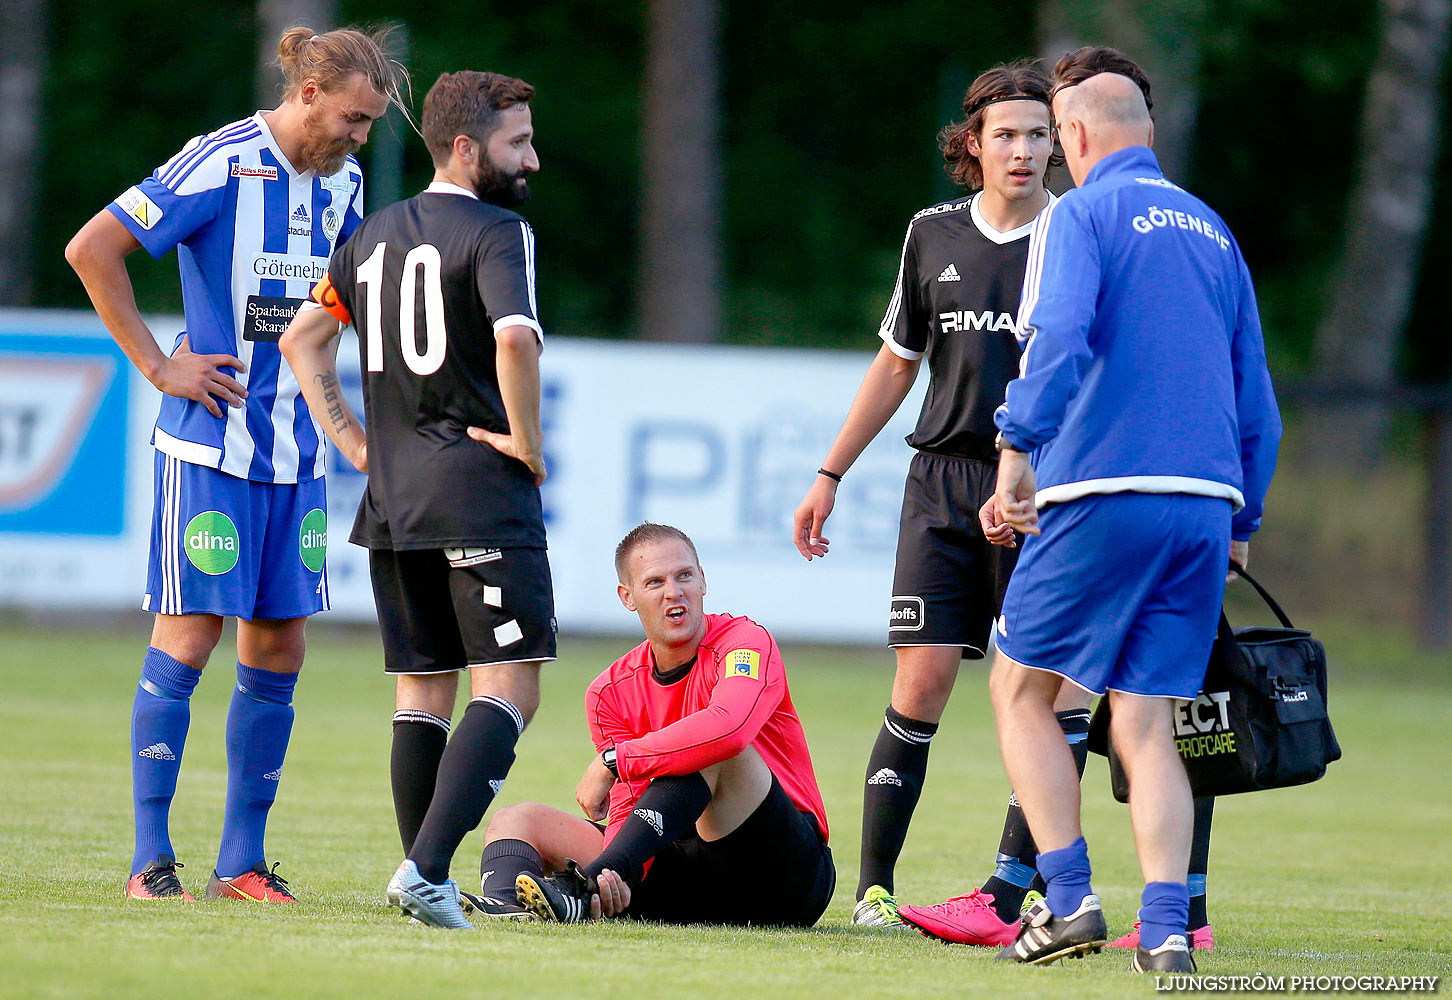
[[938, 60, 1055, 191], [422, 70, 535, 168]]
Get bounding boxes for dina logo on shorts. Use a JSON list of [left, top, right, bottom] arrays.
[[889, 596, 925, 631], [299, 508, 327, 573], [184, 511, 239, 576]]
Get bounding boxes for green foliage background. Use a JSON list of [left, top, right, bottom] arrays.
[[31, 0, 1450, 378]]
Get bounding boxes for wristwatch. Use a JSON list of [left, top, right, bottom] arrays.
[[601, 746, 619, 777], [994, 432, 1025, 454]]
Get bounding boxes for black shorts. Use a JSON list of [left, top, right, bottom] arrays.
[[888, 451, 1018, 658], [625, 774, 835, 927], [369, 546, 557, 674]]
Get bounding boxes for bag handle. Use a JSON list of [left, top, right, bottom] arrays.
[[1227, 561, 1294, 629]]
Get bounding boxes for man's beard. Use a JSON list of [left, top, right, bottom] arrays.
[[474, 160, 531, 207], [300, 109, 360, 176]]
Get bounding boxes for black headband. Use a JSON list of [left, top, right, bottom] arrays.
[[965, 93, 1051, 118]]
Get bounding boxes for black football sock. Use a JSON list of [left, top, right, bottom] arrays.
[[1005, 707, 1091, 910], [582, 773, 711, 888], [480, 838, 544, 900], [856, 706, 937, 898], [1188, 796, 1214, 930], [390, 710, 450, 855], [409, 696, 525, 885]]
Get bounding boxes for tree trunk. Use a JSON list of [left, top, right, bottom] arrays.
[[1035, 0, 1206, 183], [1310, 0, 1451, 466], [255, 0, 337, 110], [638, 0, 723, 343], [0, 0, 48, 306]]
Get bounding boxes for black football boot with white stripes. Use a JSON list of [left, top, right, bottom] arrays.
[[516, 859, 595, 923], [1129, 933, 1197, 973], [995, 894, 1108, 964]]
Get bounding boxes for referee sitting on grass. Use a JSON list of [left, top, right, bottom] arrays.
[[469, 524, 835, 926]]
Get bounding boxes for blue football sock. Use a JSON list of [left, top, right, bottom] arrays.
[[131, 647, 202, 875], [216, 663, 297, 878], [1139, 881, 1191, 950], [1037, 836, 1093, 918]]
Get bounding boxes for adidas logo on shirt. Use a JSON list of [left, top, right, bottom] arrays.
[[263, 767, 283, 781], [867, 768, 903, 787], [138, 743, 176, 761], [288, 203, 312, 237], [633, 807, 665, 836], [489, 779, 505, 795], [937, 263, 961, 282]]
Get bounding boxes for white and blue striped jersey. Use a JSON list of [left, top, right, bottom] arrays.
[[109, 112, 365, 483]]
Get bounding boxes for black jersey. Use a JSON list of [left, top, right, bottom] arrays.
[[319, 182, 546, 550], [878, 192, 1053, 460]]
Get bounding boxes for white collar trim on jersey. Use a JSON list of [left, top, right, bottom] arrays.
[[970, 190, 1056, 244], [425, 180, 479, 200], [253, 111, 305, 179]]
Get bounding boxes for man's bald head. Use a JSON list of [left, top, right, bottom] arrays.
[[1057, 72, 1152, 137], [1053, 72, 1154, 185]]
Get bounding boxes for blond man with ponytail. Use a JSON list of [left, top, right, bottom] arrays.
[[66, 25, 404, 905]]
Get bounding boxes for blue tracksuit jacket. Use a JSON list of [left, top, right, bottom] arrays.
[[994, 146, 1281, 540]]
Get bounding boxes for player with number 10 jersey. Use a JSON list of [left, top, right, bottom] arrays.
[[312, 182, 546, 549], [284, 70, 554, 929]]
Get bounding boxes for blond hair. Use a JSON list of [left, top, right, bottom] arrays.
[[614, 524, 700, 583], [275, 24, 409, 113]]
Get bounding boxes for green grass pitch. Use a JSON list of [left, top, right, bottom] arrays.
[[1, 618, 1449, 998]]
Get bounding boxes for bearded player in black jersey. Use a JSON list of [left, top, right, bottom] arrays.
[[281, 70, 552, 929], [793, 62, 1097, 942]]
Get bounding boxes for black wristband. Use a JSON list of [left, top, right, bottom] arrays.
[[816, 467, 843, 483], [601, 746, 619, 777]]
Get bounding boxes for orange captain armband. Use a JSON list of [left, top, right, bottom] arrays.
[[311, 272, 352, 325]]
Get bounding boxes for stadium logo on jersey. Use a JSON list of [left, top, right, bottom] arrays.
[[889, 596, 924, 631], [138, 742, 176, 761], [288, 204, 311, 237], [231, 163, 279, 180], [116, 186, 163, 231], [939, 310, 1017, 334], [911, 198, 971, 222], [867, 768, 903, 787], [633, 808, 665, 836], [321, 206, 341, 242], [184, 511, 239, 576], [936, 263, 961, 282], [724, 648, 761, 681], [299, 508, 327, 573]]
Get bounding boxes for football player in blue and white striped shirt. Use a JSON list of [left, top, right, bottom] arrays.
[[66, 25, 405, 905]]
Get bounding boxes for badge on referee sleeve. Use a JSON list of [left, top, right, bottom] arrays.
[[723, 649, 761, 681]]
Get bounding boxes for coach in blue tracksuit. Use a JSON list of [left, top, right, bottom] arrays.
[[984, 70, 1281, 973]]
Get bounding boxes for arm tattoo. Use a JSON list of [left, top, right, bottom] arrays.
[[314, 371, 350, 433]]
